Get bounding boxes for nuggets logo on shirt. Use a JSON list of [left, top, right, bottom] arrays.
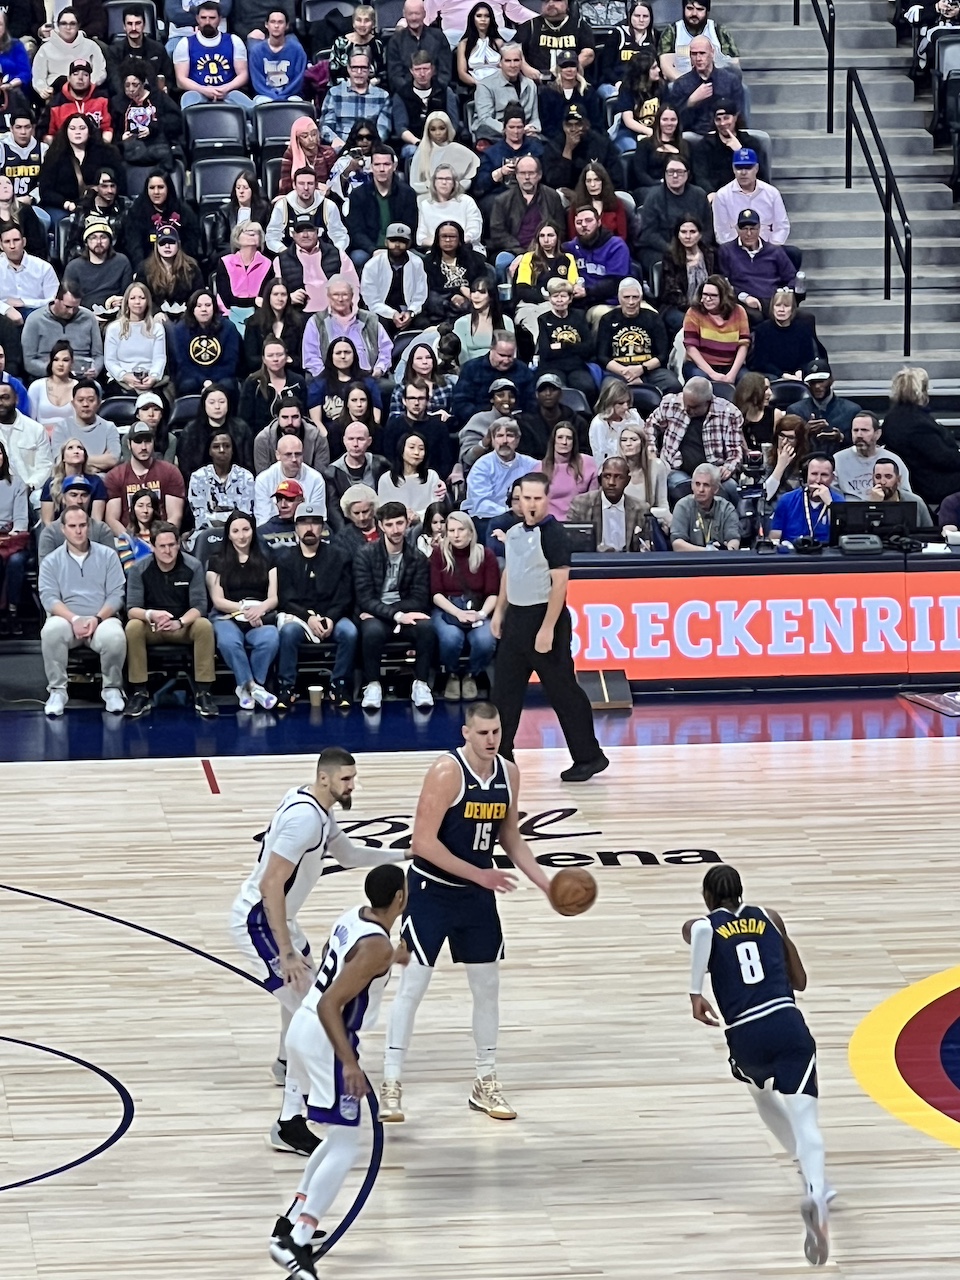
[[194, 51, 232, 84], [189, 335, 222, 366], [551, 323, 582, 347], [611, 324, 653, 364]]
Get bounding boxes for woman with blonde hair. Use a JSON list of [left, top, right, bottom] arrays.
[[589, 377, 644, 464], [538, 53, 602, 136], [409, 111, 480, 195], [40, 437, 108, 524], [103, 281, 166, 396], [417, 164, 483, 249], [748, 287, 816, 380], [882, 365, 960, 506], [618, 422, 668, 522], [429, 508, 501, 701]]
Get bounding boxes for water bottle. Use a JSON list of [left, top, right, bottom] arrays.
[[794, 271, 807, 302]]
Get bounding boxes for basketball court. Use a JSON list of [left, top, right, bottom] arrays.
[[1, 735, 958, 1278]]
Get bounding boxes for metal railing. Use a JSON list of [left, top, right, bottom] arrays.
[[794, 0, 837, 132], [845, 69, 914, 356]]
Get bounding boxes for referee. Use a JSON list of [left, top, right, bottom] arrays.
[[491, 472, 609, 782]]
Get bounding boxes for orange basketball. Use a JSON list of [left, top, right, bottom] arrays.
[[549, 867, 598, 917]]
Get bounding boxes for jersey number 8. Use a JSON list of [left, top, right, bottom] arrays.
[[736, 941, 765, 985]]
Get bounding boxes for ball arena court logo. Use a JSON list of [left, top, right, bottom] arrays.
[[330, 808, 722, 872]]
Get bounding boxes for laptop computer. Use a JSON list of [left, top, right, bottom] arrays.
[[563, 522, 598, 553]]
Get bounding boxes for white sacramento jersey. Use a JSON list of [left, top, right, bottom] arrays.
[[232, 786, 342, 925], [301, 905, 393, 1038]]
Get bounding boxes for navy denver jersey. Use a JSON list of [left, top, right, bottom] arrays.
[[707, 905, 796, 1028], [412, 749, 512, 888]]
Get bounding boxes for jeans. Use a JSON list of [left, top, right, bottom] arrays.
[[0, 548, 26, 608], [668, 468, 740, 508], [432, 608, 497, 675], [277, 617, 358, 685], [349, 248, 371, 273], [495, 250, 515, 284], [180, 89, 254, 114], [213, 617, 279, 686]]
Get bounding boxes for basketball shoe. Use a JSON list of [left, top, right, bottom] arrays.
[[269, 1234, 316, 1278], [379, 1079, 404, 1122], [469, 1073, 516, 1120], [800, 1196, 829, 1266]]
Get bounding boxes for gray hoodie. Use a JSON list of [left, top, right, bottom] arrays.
[[22, 304, 105, 379]]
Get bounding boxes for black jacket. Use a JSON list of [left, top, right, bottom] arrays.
[[324, 455, 390, 530], [354, 538, 430, 620], [542, 129, 624, 193], [880, 402, 960, 507], [277, 543, 352, 622], [536, 310, 593, 373], [276, 239, 344, 299], [348, 178, 419, 258]]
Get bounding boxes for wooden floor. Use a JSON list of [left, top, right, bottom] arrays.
[[1, 738, 959, 1279]]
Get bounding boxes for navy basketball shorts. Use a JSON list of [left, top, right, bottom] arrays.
[[401, 869, 505, 966], [725, 1007, 819, 1097]]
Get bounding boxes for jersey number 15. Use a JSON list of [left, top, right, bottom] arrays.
[[473, 822, 493, 853]]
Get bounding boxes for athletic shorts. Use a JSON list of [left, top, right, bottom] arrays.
[[229, 902, 313, 1007], [725, 1006, 818, 1097], [285, 1004, 360, 1127], [400, 868, 504, 966]]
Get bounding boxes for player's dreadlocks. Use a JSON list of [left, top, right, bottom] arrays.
[[703, 864, 743, 908]]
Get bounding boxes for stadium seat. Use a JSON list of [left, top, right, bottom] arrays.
[[631, 385, 662, 418], [104, 0, 158, 38], [191, 157, 254, 213], [263, 156, 283, 202], [559, 387, 592, 416], [182, 104, 247, 163], [254, 102, 317, 163], [769, 379, 806, 410], [100, 397, 138, 427], [169, 395, 201, 431]]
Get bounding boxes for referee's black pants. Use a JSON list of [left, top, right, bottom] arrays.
[[493, 602, 601, 764]]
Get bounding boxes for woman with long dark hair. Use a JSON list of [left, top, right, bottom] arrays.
[[456, 2, 504, 89], [326, 118, 379, 202], [334, 381, 381, 456], [613, 49, 663, 153], [735, 372, 782, 451], [120, 486, 161, 568], [307, 338, 382, 447], [139, 223, 204, 316], [660, 217, 718, 339], [599, 0, 657, 95], [240, 337, 309, 442], [542, 420, 597, 519], [0, 437, 28, 635], [452, 277, 514, 365], [38, 114, 124, 222], [206, 507, 279, 710], [629, 102, 689, 189], [121, 168, 200, 269], [422, 221, 492, 323], [513, 221, 579, 349], [212, 170, 273, 257], [682, 275, 750, 389], [388, 341, 455, 418], [377, 431, 446, 519], [761, 412, 811, 519], [566, 163, 628, 240], [169, 289, 243, 396], [28, 341, 77, 439], [243, 278, 306, 372], [177, 382, 254, 482], [110, 61, 182, 170]]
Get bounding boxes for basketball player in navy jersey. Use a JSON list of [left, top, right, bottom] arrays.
[[379, 700, 552, 1122], [230, 747, 405, 1156], [270, 863, 408, 1280], [683, 865, 831, 1266]]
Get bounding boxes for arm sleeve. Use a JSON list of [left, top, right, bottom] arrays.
[[539, 518, 571, 569], [689, 917, 712, 994]]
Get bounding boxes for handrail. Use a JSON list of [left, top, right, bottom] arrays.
[[844, 68, 914, 356], [793, 0, 836, 133]]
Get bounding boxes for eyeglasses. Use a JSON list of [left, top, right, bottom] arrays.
[[356, 134, 373, 140], [701, 289, 720, 298]]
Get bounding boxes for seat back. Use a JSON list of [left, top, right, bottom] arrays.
[[559, 386, 591, 415], [169, 394, 202, 430], [100, 397, 138, 427], [191, 157, 254, 213], [254, 101, 316, 159], [769, 378, 806, 410], [749, 129, 773, 183], [263, 156, 284, 202], [104, 0, 158, 38], [182, 104, 247, 161], [631, 384, 662, 419], [193, 527, 225, 569]]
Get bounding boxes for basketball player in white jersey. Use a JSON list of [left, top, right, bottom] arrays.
[[379, 701, 551, 1123], [230, 746, 404, 1156], [269, 863, 408, 1280]]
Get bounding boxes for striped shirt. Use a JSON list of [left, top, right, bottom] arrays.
[[682, 304, 750, 374]]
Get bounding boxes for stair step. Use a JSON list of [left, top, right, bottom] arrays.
[[777, 181, 956, 211], [738, 25, 897, 49], [797, 242, 960, 266], [816, 324, 960, 352], [831, 351, 957, 380], [767, 129, 935, 158]]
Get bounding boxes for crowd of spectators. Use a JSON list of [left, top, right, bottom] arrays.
[[0, 0, 958, 717]]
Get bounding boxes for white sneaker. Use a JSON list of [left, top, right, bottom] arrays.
[[379, 1079, 404, 1122], [361, 681, 382, 710], [800, 1196, 830, 1266], [236, 684, 255, 710], [251, 683, 277, 710], [102, 688, 125, 714], [44, 690, 67, 717], [468, 1073, 516, 1120], [411, 680, 434, 710]]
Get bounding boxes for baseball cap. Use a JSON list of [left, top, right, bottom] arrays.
[[294, 503, 324, 521], [129, 426, 155, 442], [565, 103, 586, 122], [713, 99, 736, 115], [274, 479, 304, 499], [83, 220, 113, 242], [62, 475, 93, 493], [69, 59, 92, 72], [737, 208, 761, 227], [557, 51, 578, 67], [291, 212, 317, 231], [95, 168, 117, 184], [135, 391, 164, 411], [536, 372, 564, 390], [489, 378, 517, 395], [803, 358, 832, 382], [732, 147, 758, 167], [385, 222, 412, 242], [156, 224, 180, 245]]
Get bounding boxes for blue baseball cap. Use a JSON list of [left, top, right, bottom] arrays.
[[62, 475, 93, 493], [732, 147, 758, 167]]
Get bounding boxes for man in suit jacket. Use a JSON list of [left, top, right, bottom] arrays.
[[567, 456, 646, 551]]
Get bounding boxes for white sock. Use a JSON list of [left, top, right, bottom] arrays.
[[383, 961, 433, 1079], [279, 1066, 303, 1122], [783, 1092, 827, 1202], [465, 962, 499, 1077], [747, 1081, 797, 1157], [291, 1126, 362, 1244]]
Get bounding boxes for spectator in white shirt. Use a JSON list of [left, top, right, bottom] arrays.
[[0, 223, 59, 323], [253, 434, 326, 524], [0, 381, 53, 504], [103, 282, 167, 397], [712, 148, 790, 246]]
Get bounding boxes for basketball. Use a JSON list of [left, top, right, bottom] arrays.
[[549, 867, 598, 916]]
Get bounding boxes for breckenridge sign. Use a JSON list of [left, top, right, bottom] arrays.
[[329, 807, 722, 871]]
